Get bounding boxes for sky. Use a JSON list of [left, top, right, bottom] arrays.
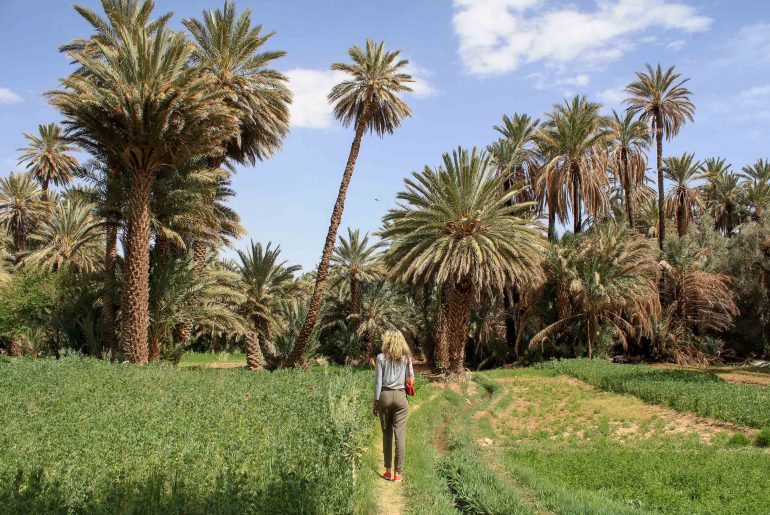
[[0, 0, 768, 270]]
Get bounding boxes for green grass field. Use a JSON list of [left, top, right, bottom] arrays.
[[0, 356, 372, 514], [177, 351, 247, 368], [3, 356, 770, 514]]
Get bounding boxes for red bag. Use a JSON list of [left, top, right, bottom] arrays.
[[405, 355, 415, 396]]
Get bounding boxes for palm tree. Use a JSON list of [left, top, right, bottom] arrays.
[[522, 224, 660, 359], [25, 200, 104, 273], [349, 281, 418, 357], [660, 236, 738, 362], [538, 96, 611, 235], [71, 158, 124, 358], [17, 123, 80, 199], [607, 110, 649, 228], [50, 3, 240, 363], [0, 172, 49, 259], [740, 159, 770, 221], [235, 241, 301, 370], [488, 113, 541, 207], [149, 256, 245, 362], [663, 153, 704, 237], [625, 64, 695, 250], [742, 180, 770, 221], [381, 147, 546, 373], [184, 1, 291, 167], [741, 158, 770, 185], [702, 158, 742, 236], [285, 39, 413, 367], [331, 228, 381, 327]]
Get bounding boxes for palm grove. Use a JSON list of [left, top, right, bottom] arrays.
[[2, 0, 769, 372]]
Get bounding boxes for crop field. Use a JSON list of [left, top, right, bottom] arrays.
[[0, 357, 373, 514], [393, 363, 770, 515], [3, 357, 770, 514]]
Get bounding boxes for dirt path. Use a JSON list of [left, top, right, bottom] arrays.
[[372, 391, 439, 515]]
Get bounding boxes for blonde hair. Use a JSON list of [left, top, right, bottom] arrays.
[[381, 330, 410, 363]]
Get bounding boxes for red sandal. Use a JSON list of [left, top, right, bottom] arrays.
[[382, 471, 392, 480], [392, 473, 403, 482]]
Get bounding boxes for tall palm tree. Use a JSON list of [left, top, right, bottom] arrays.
[[663, 153, 705, 237], [538, 96, 611, 235], [626, 64, 695, 250], [184, 1, 291, 167], [488, 113, 541, 207], [285, 39, 413, 367], [72, 158, 124, 358], [0, 172, 49, 259], [702, 158, 741, 236], [381, 147, 546, 373], [330, 228, 381, 326], [25, 200, 104, 273], [349, 281, 418, 357], [607, 110, 649, 228], [522, 224, 660, 359], [50, 2, 241, 363], [235, 241, 301, 370], [17, 123, 80, 199], [488, 113, 542, 347]]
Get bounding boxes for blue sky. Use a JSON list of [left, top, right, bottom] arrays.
[[1, 0, 768, 270]]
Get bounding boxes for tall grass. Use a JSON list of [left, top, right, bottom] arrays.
[[541, 358, 770, 428], [0, 357, 371, 513]]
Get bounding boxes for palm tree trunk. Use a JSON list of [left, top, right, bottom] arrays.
[[447, 280, 472, 374], [433, 284, 450, 372], [101, 222, 118, 359], [677, 198, 686, 237], [350, 276, 361, 327], [149, 334, 161, 362], [245, 331, 265, 371], [119, 171, 154, 364], [8, 339, 22, 357], [622, 149, 634, 228], [655, 113, 665, 250], [572, 164, 582, 234], [548, 204, 556, 241], [284, 109, 371, 367], [503, 291, 516, 350]]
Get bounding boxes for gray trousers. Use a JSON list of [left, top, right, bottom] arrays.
[[378, 389, 409, 472]]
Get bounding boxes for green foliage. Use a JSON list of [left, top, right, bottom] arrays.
[[728, 432, 752, 447], [0, 269, 62, 353], [755, 428, 770, 448], [0, 359, 372, 513], [543, 359, 770, 428], [439, 450, 531, 515]]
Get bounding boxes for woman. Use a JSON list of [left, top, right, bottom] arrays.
[[373, 329, 414, 482]]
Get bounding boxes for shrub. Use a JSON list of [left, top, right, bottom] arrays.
[[755, 428, 770, 448], [728, 432, 752, 447]]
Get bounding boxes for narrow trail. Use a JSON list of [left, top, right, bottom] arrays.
[[372, 391, 439, 515]]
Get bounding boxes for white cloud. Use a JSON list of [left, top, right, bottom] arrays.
[[285, 68, 345, 129], [528, 72, 589, 94], [666, 39, 686, 50], [0, 87, 22, 105], [452, 0, 713, 76], [286, 62, 435, 129], [403, 62, 437, 98], [716, 23, 770, 66], [597, 86, 627, 107], [707, 84, 770, 122]]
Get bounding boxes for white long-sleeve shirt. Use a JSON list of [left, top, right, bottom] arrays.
[[374, 353, 414, 400]]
